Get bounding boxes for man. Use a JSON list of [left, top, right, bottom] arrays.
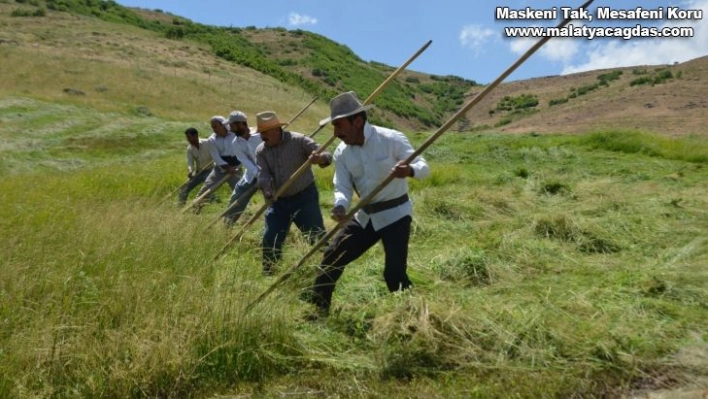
[[223, 110, 262, 226], [193, 115, 243, 211], [255, 111, 332, 275], [310, 91, 430, 316], [178, 127, 214, 205]]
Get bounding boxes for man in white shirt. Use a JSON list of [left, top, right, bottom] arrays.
[[193, 116, 243, 212], [222, 110, 262, 226], [310, 91, 430, 316], [178, 127, 214, 205]]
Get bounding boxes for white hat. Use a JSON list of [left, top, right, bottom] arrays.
[[224, 110, 247, 125], [210, 115, 226, 124]]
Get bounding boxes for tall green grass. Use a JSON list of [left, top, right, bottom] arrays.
[[579, 130, 708, 163], [2, 120, 707, 397]]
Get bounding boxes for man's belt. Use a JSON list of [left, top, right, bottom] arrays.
[[362, 194, 409, 214], [279, 182, 315, 201], [220, 156, 241, 167]]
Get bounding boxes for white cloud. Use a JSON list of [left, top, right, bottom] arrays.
[[459, 24, 496, 55], [507, 26, 579, 63], [539, 39, 580, 63], [509, 36, 536, 55], [288, 12, 317, 26], [562, 0, 708, 74]]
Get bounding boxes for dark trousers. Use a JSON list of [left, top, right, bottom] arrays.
[[178, 167, 213, 205], [312, 215, 412, 310], [224, 178, 257, 226], [262, 184, 326, 271]]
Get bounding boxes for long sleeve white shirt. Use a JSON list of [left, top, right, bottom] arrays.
[[207, 132, 239, 168], [333, 122, 430, 231], [186, 139, 213, 174], [233, 129, 263, 185]]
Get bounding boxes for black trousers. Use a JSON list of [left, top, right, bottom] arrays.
[[312, 215, 412, 310]]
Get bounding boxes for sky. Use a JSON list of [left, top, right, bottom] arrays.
[[115, 0, 708, 84]]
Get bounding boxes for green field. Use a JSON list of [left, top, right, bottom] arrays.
[[1, 96, 707, 398]]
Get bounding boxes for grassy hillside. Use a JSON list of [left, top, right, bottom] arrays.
[[24, 0, 476, 130], [1, 1, 707, 398], [0, 1, 332, 128]]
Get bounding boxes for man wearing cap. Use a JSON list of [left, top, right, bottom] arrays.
[[178, 127, 214, 206], [255, 110, 332, 275], [223, 111, 262, 226], [309, 91, 430, 316], [193, 116, 243, 211]]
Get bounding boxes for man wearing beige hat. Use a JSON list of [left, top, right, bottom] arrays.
[[309, 91, 430, 316], [255, 110, 333, 275], [193, 115, 243, 211], [222, 110, 261, 226]]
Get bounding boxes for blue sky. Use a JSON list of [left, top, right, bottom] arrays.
[[115, 0, 707, 84]]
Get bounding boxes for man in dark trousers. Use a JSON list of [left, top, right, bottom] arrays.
[[310, 91, 430, 316], [255, 111, 332, 275], [178, 127, 213, 205], [193, 116, 243, 212]]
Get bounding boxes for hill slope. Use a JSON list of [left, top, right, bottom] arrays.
[[3, 0, 705, 136], [462, 56, 708, 136], [0, 2, 330, 129]]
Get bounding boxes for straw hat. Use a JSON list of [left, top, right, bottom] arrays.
[[256, 111, 288, 133], [319, 91, 375, 126]]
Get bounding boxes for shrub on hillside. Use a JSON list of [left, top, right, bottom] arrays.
[[630, 69, 674, 87], [597, 70, 622, 85], [576, 82, 601, 96], [165, 27, 184, 39], [630, 76, 654, 86], [653, 70, 673, 84], [495, 94, 539, 112], [11, 7, 45, 16], [549, 97, 568, 106]]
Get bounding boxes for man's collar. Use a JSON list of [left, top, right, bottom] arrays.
[[362, 122, 373, 144]]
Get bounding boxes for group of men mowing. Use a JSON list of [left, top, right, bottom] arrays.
[[180, 91, 430, 317]]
